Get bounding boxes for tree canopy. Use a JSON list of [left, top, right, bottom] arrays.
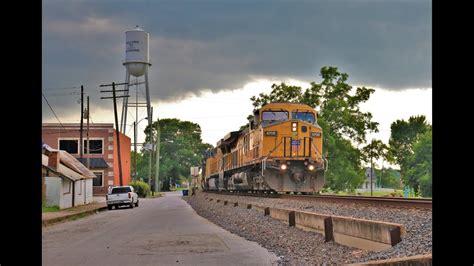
[[251, 66, 379, 143], [404, 129, 432, 197], [388, 115, 431, 195], [133, 118, 212, 191]]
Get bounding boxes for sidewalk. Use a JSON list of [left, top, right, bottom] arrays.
[[42, 201, 107, 226]]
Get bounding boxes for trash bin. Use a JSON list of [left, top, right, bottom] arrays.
[[182, 189, 189, 196]]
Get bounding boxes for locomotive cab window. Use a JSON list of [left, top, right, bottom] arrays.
[[261, 111, 288, 125], [292, 112, 316, 124]]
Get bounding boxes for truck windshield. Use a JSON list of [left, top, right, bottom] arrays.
[[111, 187, 131, 194], [262, 111, 288, 121], [292, 112, 316, 124]]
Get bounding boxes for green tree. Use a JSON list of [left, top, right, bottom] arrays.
[[250, 66, 379, 192], [324, 132, 365, 192], [389, 115, 431, 194], [131, 151, 146, 180], [374, 168, 401, 189], [143, 118, 212, 191], [361, 139, 390, 195], [405, 129, 432, 197]]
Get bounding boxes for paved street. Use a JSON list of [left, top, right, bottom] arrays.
[[42, 192, 279, 266]]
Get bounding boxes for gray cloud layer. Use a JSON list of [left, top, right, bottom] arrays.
[[43, 0, 431, 119]]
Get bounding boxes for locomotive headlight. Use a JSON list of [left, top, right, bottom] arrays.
[[308, 164, 315, 171], [311, 132, 322, 137], [292, 122, 298, 132], [280, 164, 287, 170]]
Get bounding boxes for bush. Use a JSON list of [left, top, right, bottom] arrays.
[[130, 180, 150, 198]]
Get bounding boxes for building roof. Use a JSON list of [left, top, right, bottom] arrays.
[[42, 123, 114, 129], [77, 158, 110, 169], [42, 145, 96, 180], [42, 123, 114, 132]]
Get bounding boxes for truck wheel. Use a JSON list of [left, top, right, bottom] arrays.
[[130, 200, 134, 208], [135, 200, 139, 207], [107, 205, 112, 210]]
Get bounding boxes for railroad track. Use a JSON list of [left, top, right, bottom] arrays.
[[202, 190, 432, 209]]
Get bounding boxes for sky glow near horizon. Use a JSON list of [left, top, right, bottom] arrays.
[[44, 79, 432, 169]]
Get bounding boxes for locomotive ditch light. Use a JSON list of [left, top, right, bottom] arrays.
[[308, 164, 315, 171], [280, 164, 287, 170]]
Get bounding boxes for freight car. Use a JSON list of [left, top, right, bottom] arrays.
[[202, 102, 327, 193]]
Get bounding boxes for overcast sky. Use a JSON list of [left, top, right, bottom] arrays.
[[42, 0, 432, 165]]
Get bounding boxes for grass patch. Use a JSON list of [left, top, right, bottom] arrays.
[[69, 213, 87, 221], [326, 189, 428, 198], [42, 205, 60, 212], [146, 192, 163, 198], [355, 191, 404, 197]]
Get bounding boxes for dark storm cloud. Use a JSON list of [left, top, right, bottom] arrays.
[[42, 0, 431, 119]]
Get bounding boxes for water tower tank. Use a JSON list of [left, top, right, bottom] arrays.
[[123, 25, 151, 77]]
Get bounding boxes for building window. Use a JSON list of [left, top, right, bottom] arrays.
[[59, 139, 78, 154], [84, 139, 103, 154], [93, 172, 103, 187], [62, 180, 71, 194]]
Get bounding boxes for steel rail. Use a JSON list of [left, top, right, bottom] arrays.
[[202, 190, 432, 209]]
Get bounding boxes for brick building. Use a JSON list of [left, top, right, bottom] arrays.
[[42, 123, 132, 195]]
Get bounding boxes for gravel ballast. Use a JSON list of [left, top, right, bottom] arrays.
[[184, 192, 431, 265]]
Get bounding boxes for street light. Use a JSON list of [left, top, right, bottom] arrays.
[[133, 117, 147, 180]]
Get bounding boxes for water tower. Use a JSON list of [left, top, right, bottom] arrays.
[[120, 25, 152, 135]]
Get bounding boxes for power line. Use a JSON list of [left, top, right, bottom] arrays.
[[100, 81, 129, 186], [42, 93, 65, 129], [43, 91, 81, 96], [43, 87, 80, 90]]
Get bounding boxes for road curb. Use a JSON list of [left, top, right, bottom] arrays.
[[42, 206, 107, 227]]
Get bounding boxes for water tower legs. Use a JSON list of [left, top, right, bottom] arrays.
[[121, 69, 131, 134], [144, 66, 152, 127]]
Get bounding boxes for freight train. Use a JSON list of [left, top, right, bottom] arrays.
[[202, 102, 327, 193]]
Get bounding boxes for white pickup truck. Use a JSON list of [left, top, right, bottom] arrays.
[[106, 186, 139, 210]]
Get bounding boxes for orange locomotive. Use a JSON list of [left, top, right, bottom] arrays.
[[202, 102, 327, 193]]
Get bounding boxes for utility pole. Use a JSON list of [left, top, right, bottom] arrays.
[[100, 82, 129, 186], [134, 76, 138, 182], [155, 119, 160, 192], [370, 156, 373, 197], [133, 121, 137, 181], [86, 96, 90, 169], [148, 107, 153, 195], [80, 85, 84, 160], [381, 159, 384, 189]]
